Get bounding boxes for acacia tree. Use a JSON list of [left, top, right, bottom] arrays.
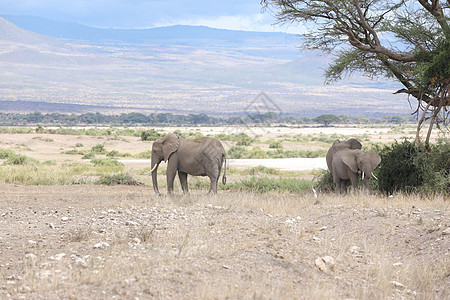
[[262, 0, 449, 149]]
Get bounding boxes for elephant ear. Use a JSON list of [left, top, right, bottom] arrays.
[[162, 134, 180, 162], [348, 138, 362, 150], [342, 150, 359, 173], [367, 150, 381, 170]]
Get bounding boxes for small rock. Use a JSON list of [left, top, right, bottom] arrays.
[[315, 256, 335, 273], [50, 253, 66, 261], [125, 220, 139, 226], [27, 240, 37, 246], [392, 262, 403, 268], [392, 281, 405, 289], [442, 227, 450, 236], [222, 265, 230, 269], [49, 223, 55, 229], [320, 226, 328, 231], [61, 217, 69, 222], [93, 242, 110, 249]]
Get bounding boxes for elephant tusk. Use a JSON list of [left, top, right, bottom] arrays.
[[144, 164, 158, 175], [371, 172, 378, 180]]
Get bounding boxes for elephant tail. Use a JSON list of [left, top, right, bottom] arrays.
[[222, 153, 227, 185]]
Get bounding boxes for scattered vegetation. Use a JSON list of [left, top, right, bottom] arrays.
[[96, 173, 142, 186], [0, 111, 416, 127]]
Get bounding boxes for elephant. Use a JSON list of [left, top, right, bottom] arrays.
[[149, 133, 227, 196], [331, 148, 381, 194], [326, 138, 362, 173]]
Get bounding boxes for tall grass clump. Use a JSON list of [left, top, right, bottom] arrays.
[[376, 140, 449, 195], [232, 176, 313, 193]]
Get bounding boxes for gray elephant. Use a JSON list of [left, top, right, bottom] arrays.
[[326, 138, 362, 173], [149, 133, 227, 196], [331, 148, 381, 194]]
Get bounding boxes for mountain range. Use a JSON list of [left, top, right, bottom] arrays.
[[0, 15, 410, 117]]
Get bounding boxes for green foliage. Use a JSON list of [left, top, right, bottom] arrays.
[[75, 143, 84, 147], [268, 140, 283, 149], [91, 143, 106, 154], [82, 152, 96, 159], [0, 149, 15, 159], [248, 147, 269, 159], [4, 153, 33, 165], [141, 129, 162, 141], [233, 176, 313, 193], [235, 133, 254, 146], [377, 140, 449, 195], [135, 150, 152, 159], [243, 166, 280, 176], [227, 146, 250, 159], [96, 173, 142, 186], [313, 169, 334, 193], [313, 114, 341, 126], [90, 158, 123, 167]]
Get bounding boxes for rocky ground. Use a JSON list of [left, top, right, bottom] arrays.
[[0, 184, 448, 299]]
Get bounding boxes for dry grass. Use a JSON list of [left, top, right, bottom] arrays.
[[0, 185, 448, 299]]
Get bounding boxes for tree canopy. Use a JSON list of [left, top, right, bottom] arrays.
[[262, 0, 449, 149]]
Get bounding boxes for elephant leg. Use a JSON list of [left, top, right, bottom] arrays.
[[166, 170, 177, 195], [178, 171, 189, 194], [349, 173, 359, 194], [207, 175, 218, 194], [333, 176, 341, 195]]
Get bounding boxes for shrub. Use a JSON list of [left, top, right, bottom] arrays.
[[4, 154, 31, 165], [0, 149, 15, 159], [91, 158, 123, 167], [234, 176, 313, 193], [377, 140, 449, 195], [106, 150, 120, 157], [268, 140, 283, 149], [243, 166, 280, 175], [75, 143, 84, 147], [96, 174, 142, 186], [141, 129, 162, 141], [82, 152, 95, 159], [313, 169, 334, 193], [91, 144, 106, 154], [248, 147, 269, 159], [227, 146, 250, 159], [235, 133, 254, 146], [135, 150, 152, 159]]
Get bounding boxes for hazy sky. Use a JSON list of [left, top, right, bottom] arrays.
[[0, 0, 296, 32]]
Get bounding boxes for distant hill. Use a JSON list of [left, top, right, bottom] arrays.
[[0, 15, 410, 117], [1, 15, 300, 58]]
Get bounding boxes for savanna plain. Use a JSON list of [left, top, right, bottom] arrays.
[[0, 124, 448, 299]]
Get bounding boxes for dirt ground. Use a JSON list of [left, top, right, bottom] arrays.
[[0, 184, 448, 299]]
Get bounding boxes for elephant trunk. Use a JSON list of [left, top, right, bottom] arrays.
[[151, 158, 161, 196]]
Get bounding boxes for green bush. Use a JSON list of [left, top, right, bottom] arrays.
[[227, 146, 250, 159], [141, 129, 162, 141], [96, 173, 142, 186], [243, 166, 280, 175], [4, 153, 33, 165], [377, 140, 449, 195], [0, 149, 15, 159], [91, 144, 106, 154], [248, 147, 269, 159], [235, 133, 254, 146], [91, 158, 123, 167], [82, 152, 95, 159], [268, 140, 283, 149], [234, 176, 313, 193], [313, 169, 334, 193]]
